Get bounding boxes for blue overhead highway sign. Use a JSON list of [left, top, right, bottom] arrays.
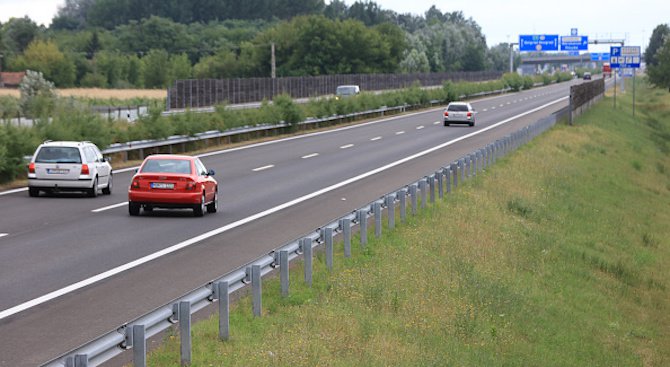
[[519, 35, 559, 51], [561, 36, 588, 51]]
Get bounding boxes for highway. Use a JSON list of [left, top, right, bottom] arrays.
[[0, 79, 580, 366]]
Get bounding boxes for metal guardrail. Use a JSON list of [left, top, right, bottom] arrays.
[[44, 99, 578, 366]]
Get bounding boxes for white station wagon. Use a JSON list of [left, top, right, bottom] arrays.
[[27, 141, 113, 197], [443, 102, 476, 127]]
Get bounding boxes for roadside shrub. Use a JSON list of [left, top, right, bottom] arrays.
[[20, 70, 58, 118], [0, 96, 21, 119], [522, 76, 535, 90], [274, 94, 304, 129], [541, 73, 553, 85], [502, 72, 524, 91], [0, 124, 39, 183]]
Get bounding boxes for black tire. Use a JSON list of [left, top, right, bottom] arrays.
[[88, 177, 98, 197], [206, 191, 218, 213], [102, 174, 112, 195], [193, 193, 205, 217], [143, 205, 153, 212], [444, 121, 450, 126], [129, 202, 140, 216], [469, 121, 474, 127], [28, 187, 39, 197]]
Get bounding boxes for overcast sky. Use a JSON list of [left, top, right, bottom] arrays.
[[0, 0, 667, 53]]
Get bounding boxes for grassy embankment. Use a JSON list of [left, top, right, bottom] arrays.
[[142, 79, 670, 366]]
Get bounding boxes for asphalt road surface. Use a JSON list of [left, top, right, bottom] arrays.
[[0, 79, 583, 366]]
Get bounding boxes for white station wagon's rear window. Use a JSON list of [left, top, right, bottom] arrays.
[[35, 147, 82, 164]]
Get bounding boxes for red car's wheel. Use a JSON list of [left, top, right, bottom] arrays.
[[193, 193, 205, 217]]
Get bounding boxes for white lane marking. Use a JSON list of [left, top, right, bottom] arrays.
[[0, 96, 568, 321], [499, 104, 504, 107], [301, 153, 319, 159], [0, 187, 28, 196], [370, 136, 382, 141], [483, 109, 488, 112], [0, 233, 8, 238], [253, 165, 275, 172], [506, 102, 511, 105], [416, 125, 425, 130], [491, 107, 496, 110], [395, 131, 405, 135], [433, 121, 441, 125], [92, 202, 129, 213], [340, 144, 354, 149]]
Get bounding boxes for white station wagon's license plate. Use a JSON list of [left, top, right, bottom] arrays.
[[47, 169, 69, 174], [151, 182, 174, 189]]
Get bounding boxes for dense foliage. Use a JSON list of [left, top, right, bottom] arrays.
[[0, 1, 516, 88], [646, 24, 670, 91]]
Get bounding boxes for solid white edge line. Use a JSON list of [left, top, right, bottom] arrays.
[[0, 187, 28, 196], [0, 95, 568, 321], [252, 165, 274, 172], [91, 202, 129, 213], [301, 153, 319, 159]]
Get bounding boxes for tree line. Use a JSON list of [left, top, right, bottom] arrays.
[[0, 1, 516, 89]]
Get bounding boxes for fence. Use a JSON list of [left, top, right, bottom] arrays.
[[167, 71, 503, 110], [569, 78, 605, 124], [44, 102, 577, 366]]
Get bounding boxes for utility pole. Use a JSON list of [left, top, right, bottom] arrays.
[[271, 43, 276, 79], [509, 43, 517, 73]]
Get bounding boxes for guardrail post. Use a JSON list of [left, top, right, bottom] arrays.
[[301, 238, 312, 287], [410, 184, 417, 215], [459, 159, 465, 182], [74, 354, 88, 367], [374, 202, 382, 238], [322, 227, 333, 270], [398, 190, 406, 222], [133, 325, 146, 367], [252, 264, 262, 317], [445, 168, 452, 194], [217, 281, 230, 340], [279, 251, 289, 297], [342, 218, 352, 257], [437, 170, 444, 199], [179, 301, 191, 366], [357, 209, 367, 247], [429, 175, 435, 203], [419, 179, 427, 209], [451, 163, 458, 188], [386, 195, 395, 230]]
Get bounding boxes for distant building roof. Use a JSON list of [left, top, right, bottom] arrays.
[[0, 72, 27, 88]]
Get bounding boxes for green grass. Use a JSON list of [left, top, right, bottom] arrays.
[[144, 79, 670, 366]]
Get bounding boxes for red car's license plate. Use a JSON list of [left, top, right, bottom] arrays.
[[151, 182, 174, 189]]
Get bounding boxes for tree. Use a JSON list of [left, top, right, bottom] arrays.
[[13, 40, 76, 87], [1, 17, 41, 55], [19, 70, 57, 117], [647, 38, 670, 91], [141, 49, 171, 88], [324, 0, 348, 19], [645, 24, 670, 67], [400, 49, 430, 73], [85, 31, 101, 59]]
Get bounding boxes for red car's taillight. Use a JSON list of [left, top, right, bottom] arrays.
[[185, 180, 197, 190], [28, 162, 35, 174], [81, 164, 90, 175], [131, 179, 140, 189]]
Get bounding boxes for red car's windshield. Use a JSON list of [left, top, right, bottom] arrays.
[[141, 159, 192, 174]]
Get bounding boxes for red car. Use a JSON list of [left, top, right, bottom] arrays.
[[128, 155, 218, 217]]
